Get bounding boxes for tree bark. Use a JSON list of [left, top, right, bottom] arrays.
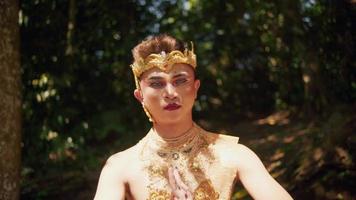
[[0, 0, 22, 199]]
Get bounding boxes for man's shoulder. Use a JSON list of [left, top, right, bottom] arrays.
[[206, 132, 254, 159], [218, 142, 265, 171], [210, 134, 260, 170], [199, 130, 244, 168], [198, 126, 258, 162], [105, 138, 146, 171], [199, 128, 256, 159], [201, 129, 239, 150], [106, 141, 142, 165]]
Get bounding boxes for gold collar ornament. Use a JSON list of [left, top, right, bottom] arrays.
[[130, 42, 197, 89], [139, 123, 220, 200]]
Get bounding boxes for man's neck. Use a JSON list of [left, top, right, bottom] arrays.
[[152, 118, 194, 139]]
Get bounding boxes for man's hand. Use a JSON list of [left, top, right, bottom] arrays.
[[168, 166, 193, 200]]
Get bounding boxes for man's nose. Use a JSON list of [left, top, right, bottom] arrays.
[[164, 83, 178, 99]]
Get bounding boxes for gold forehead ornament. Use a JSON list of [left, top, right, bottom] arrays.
[[130, 42, 197, 89]]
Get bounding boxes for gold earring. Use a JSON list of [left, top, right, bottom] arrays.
[[142, 102, 154, 122]]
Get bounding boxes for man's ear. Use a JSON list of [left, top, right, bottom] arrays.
[[194, 79, 200, 91], [134, 89, 143, 103], [194, 79, 200, 98]]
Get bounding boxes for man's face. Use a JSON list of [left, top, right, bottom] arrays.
[[134, 63, 200, 124]]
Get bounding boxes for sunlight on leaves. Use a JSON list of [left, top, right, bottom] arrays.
[[46, 130, 58, 141], [255, 111, 290, 126]]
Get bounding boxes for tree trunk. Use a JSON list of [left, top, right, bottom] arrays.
[[0, 0, 22, 199]]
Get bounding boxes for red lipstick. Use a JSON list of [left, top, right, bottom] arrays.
[[164, 103, 181, 111]]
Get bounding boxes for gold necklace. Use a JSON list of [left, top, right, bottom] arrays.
[[149, 124, 199, 161]]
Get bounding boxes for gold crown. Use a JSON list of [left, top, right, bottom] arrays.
[[130, 43, 197, 89]]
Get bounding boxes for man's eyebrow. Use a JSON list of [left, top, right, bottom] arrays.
[[147, 76, 164, 80], [172, 73, 188, 78]]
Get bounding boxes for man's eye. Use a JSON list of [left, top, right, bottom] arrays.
[[149, 82, 164, 88], [174, 78, 187, 86]]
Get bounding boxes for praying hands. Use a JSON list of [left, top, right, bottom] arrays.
[[168, 167, 193, 200]]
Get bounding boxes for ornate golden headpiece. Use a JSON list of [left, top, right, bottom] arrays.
[[130, 42, 197, 89]]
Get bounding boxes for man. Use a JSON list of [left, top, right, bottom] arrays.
[[94, 34, 293, 200]]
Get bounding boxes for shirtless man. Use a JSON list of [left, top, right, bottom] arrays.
[[94, 34, 293, 200]]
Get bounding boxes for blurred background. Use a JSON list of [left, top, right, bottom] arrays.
[[3, 0, 356, 199]]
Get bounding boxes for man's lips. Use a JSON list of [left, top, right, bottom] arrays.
[[164, 103, 181, 111]]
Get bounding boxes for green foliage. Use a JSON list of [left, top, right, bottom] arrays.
[[20, 0, 355, 198]]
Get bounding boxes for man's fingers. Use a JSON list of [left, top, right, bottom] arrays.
[[172, 167, 190, 191], [168, 167, 177, 190]]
